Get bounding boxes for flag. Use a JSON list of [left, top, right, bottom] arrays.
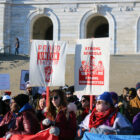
[[8, 129, 58, 140]]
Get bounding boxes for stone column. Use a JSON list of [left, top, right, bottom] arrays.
[[0, 0, 11, 53]]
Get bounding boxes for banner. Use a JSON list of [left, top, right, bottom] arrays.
[[0, 74, 10, 90], [83, 132, 140, 140], [0, 129, 58, 140], [30, 40, 67, 87], [20, 70, 29, 90], [75, 38, 110, 95]]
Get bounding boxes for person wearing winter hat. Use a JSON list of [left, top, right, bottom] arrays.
[[129, 83, 140, 122], [25, 83, 41, 109], [4, 91, 11, 96], [4, 94, 40, 139], [2, 95, 11, 113], [2, 95, 11, 102], [26, 83, 32, 95], [136, 82, 140, 91], [77, 91, 133, 138]]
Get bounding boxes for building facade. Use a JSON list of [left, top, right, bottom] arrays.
[[0, 0, 140, 55]]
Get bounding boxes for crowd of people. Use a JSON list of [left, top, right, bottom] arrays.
[[0, 82, 140, 140]]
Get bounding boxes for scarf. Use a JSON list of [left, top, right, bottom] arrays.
[[89, 107, 118, 129], [82, 107, 90, 119]]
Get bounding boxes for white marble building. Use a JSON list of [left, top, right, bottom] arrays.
[[0, 0, 140, 55]]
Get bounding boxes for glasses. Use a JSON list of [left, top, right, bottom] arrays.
[[81, 99, 86, 103], [96, 100, 105, 105], [50, 95, 59, 101]]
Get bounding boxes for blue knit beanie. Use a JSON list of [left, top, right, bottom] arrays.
[[136, 82, 140, 91], [97, 91, 113, 105]]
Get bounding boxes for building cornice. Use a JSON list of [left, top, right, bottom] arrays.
[[0, 0, 139, 5]]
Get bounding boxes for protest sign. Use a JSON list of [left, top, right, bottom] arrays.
[[30, 40, 67, 87], [75, 38, 110, 95], [0, 74, 10, 90], [20, 70, 29, 90]]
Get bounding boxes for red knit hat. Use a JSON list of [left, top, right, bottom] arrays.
[[4, 91, 11, 96]]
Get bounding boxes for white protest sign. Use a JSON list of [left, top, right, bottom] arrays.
[[75, 38, 110, 95], [30, 40, 67, 87], [0, 74, 10, 90]]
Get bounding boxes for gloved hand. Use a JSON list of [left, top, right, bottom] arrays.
[[77, 127, 85, 138], [49, 126, 60, 136], [42, 118, 52, 126], [118, 102, 123, 107], [5, 133, 12, 140]]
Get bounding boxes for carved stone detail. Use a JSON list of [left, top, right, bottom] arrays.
[[37, 8, 49, 14], [119, 6, 134, 12], [64, 7, 77, 12], [92, 4, 100, 13]]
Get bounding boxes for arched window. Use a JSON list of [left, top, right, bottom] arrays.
[[32, 16, 53, 40], [86, 16, 109, 38]]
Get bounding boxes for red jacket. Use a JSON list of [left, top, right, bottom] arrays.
[[0, 111, 14, 137], [0, 111, 14, 127], [9, 109, 40, 135], [41, 110, 77, 140]]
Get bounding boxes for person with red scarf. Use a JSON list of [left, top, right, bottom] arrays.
[[77, 92, 133, 138]]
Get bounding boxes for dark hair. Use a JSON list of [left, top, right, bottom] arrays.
[[13, 94, 29, 108], [47, 89, 67, 120], [123, 87, 129, 92], [59, 85, 69, 93], [127, 88, 136, 99], [82, 95, 90, 102]]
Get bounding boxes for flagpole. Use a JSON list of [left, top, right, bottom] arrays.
[[90, 95, 93, 111], [46, 86, 50, 107]]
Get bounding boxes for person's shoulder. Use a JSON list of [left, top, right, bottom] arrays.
[[116, 112, 124, 118], [21, 109, 36, 117], [115, 112, 129, 122], [84, 113, 91, 121], [130, 96, 136, 102], [130, 96, 139, 104]]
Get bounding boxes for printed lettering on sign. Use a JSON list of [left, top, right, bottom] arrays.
[[79, 58, 104, 85], [37, 44, 60, 83], [79, 47, 104, 85], [30, 40, 67, 86], [75, 38, 110, 95]]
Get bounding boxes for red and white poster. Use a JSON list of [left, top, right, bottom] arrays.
[[75, 38, 110, 95], [29, 40, 67, 87]]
